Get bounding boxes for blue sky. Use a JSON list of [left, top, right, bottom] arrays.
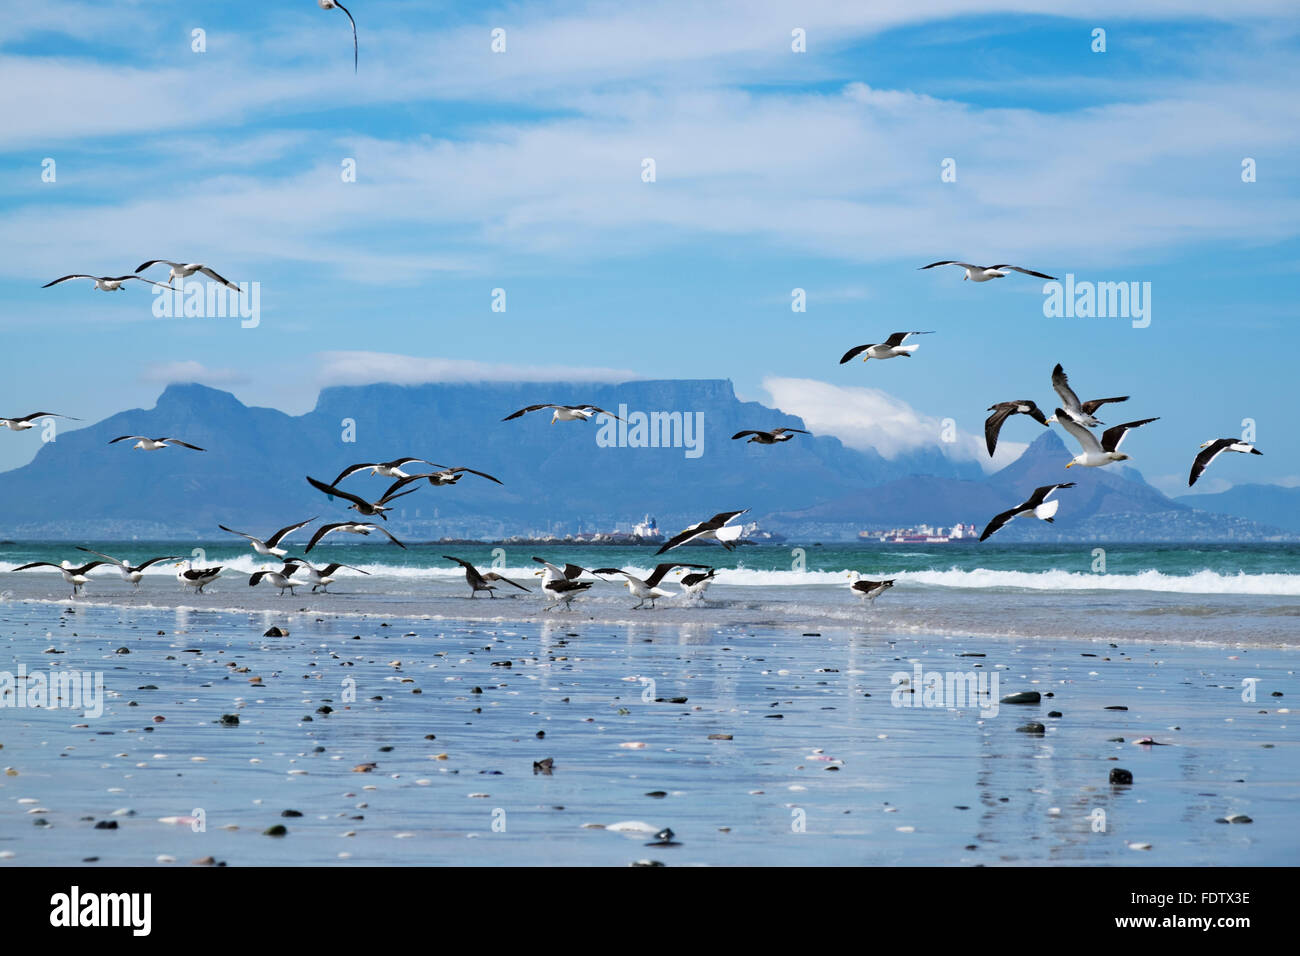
[[2, 0, 1297, 496]]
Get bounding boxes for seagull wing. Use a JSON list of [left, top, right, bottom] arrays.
[[374, 525, 407, 548], [42, 275, 95, 287], [197, 266, 240, 291], [1079, 396, 1130, 416], [501, 404, 555, 421], [135, 259, 181, 273], [979, 507, 1021, 542], [584, 406, 624, 421], [483, 572, 530, 592], [991, 265, 1057, 280], [1188, 440, 1232, 487], [882, 331, 913, 347], [1025, 402, 1050, 426], [919, 261, 978, 270], [1100, 418, 1159, 454], [838, 344, 871, 364], [449, 467, 503, 484], [335, 0, 358, 72], [16, 412, 78, 422], [108, 435, 146, 444], [655, 523, 704, 555], [13, 562, 62, 571], [119, 275, 173, 288], [1026, 483, 1074, 507], [133, 555, 183, 571], [645, 562, 711, 588], [772, 428, 809, 435], [1055, 411, 1103, 454], [162, 438, 205, 451], [76, 546, 126, 567], [218, 524, 259, 543], [329, 462, 379, 485], [984, 405, 1015, 456], [307, 476, 370, 509], [304, 523, 348, 553], [731, 430, 761, 440], [266, 517, 317, 547], [1051, 364, 1083, 414], [443, 555, 474, 570]]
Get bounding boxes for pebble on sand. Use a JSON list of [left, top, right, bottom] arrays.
[[1000, 692, 1040, 705], [1109, 768, 1134, 785]]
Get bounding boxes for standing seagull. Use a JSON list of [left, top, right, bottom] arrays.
[[984, 400, 1050, 456], [591, 562, 712, 609], [42, 274, 171, 291], [75, 547, 181, 589], [108, 436, 205, 451], [919, 261, 1056, 282], [303, 521, 407, 553], [218, 518, 317, 557], [0, 412, 79, 432], [839, 331, 933, 364], [318, 0, 358, 72], [532, 557, 596, 610], [979, 483, 1076, 541], [306, 476, 418, 520], [328, 458, 439, 485], [1057, 414, 1159, 468], [12, 560, 106, 598], [280, 559, 370, 593], [249, 568, 301, 596], [731, 427, 808, 445], [443, 555, 531, 598], [846, 573, 895, 604], [175, 563, 223, 593], [135, 260, 241, 292], [1049, 364, 1129, 427], [1189, 439, 1263, 487], [677, 567, 717, 599], [656, 510, 748, 555], [502, 404, 624, 424]]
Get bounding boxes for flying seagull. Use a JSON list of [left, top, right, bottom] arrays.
[[502, 404, 624, 424], [656, 509, 748, 555], [846, 573, 894, 604], [218, 518, 316, 557], [109, 436, 205, 451], [303, 521, 407, 553], [731, 427, 809, 445], [1049, 364, 1129, 427], [75, 547, 181, 589], [383, 465, 504, 497], [1189, 439, 1263, 488], [984, 400, 1050, 456], [443, 555, 531, 598], [306, 475, 418, 520], [919, 261, 1057, 282], [135, 260, 240, 292], [0, 412, 79, 432], [980, 483, 1076, 541], [249, 568, 301, 596], [42, 274, 172, 291], [839, 331, 933, 364], [280, 558, 370, 593], [532, 557, 595, 610], [175, 563, 223, 593], [328, 458, 439, 485], [590, 562, 712, 609], [318, 0, 358, 72], [13, 560, 106, 598], [1057, 414, 1159, 468]]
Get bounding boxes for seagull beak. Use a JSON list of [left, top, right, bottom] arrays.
[[1065, 461, 1075, 468]]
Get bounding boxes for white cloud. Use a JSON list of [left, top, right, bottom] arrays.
[[760, 376, 1023, 471], [313, 351, 641, 387], [139, 360, 249, 387]]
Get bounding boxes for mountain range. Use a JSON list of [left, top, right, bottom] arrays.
[[0, 380, 1289, 542]]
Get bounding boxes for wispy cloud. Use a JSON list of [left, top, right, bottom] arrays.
[[139, 360, 249, 387], [313, 351, 641, 387]]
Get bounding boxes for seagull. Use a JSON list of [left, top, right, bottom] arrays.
[[328, 458, 439, 485], [979, 483, 1076, 541], [383, 465, 504, 496], [846, 573, 894, 604], [12, 560, 106, 598], [1057, 414, 1159, 469], [532, 557, 595, 610], [318, 0, 358, 73], [75, 547, 181, 589], [249, 568, 300, 596], [984, 400, 1050, 456], [0, 412, 79, 432], [839, 331, 933, 364], [919, 261, 1057, 282], [42, 274, 172, 291], [501, 404, 624, 424], [655, 510, 748, 555], [218, 518, 316, 557], [443, 555, 531, 598], [108, 436, 205, 451], [280, 558, 370, 593], [174, 563, 223, 593], [1049, 364, 1129, 427], [135, 260, 241, 292], [303, 521, 407, 554], [731, 427, 809, 445], [1189, 439, 1263, 488], [306, 476, 418, 520], [592, 562, 711, 609], [676, 567, 717, 599]]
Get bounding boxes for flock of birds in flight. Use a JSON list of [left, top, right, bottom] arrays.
[[9, 251, 1265, 608], [4, 18, 1265, 609]]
